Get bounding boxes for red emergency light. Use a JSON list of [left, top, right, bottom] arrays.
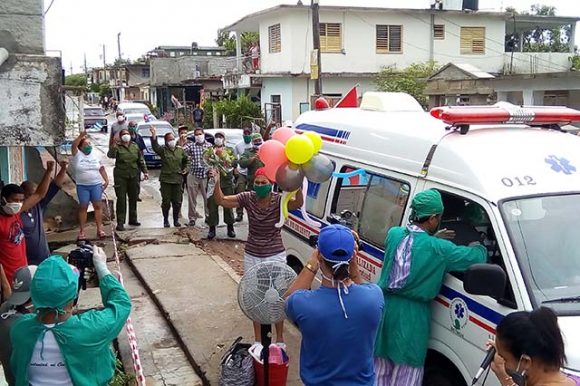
[[430, 103, 580, 126]]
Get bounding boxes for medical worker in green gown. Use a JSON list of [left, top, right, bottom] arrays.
[[374, 189, 487, 386]]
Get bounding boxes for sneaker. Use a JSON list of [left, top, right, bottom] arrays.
[[235, 214, 243, 222], [227, 225, 236, 238], [115, 224, 125, 231]]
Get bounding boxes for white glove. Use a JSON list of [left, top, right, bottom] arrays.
[[92, 245, 111, 279], [468, 241, 482, 247]]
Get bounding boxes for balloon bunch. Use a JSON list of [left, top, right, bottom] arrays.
[[259, 127, 335, 228]]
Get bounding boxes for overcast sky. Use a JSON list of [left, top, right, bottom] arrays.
[[44, 0, 580, 73]]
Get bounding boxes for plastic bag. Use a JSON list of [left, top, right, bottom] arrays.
[[219, 337, 255, 386]]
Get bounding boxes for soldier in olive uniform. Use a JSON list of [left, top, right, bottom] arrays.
[[207, 131, 236, 240], [150, 126, 189, 228], [107, 128, 149, 231], [239, 133, 265, 189]]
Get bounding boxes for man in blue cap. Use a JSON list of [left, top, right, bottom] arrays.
[[10, 247, 131, 385], [285, 224, 384, 386]]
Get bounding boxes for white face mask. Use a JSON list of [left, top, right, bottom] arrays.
[[117, 116, 125, 123], [167, 139, 176, 148], [3, 202, 22, 215], [215, 138, 224, 146], [195, 134, 204, 144], [121, 134, 131, 143]]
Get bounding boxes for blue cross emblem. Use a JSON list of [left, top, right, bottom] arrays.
[[545, 155, 576, 175]]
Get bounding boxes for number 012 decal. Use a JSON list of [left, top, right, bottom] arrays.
[[501, 176, 537, 187]]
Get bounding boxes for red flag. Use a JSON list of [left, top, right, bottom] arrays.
[[335, 86, 358, 108]]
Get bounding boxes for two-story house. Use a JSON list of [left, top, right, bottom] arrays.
[[221, 4, 579, 122]]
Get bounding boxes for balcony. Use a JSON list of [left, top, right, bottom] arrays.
[[503, 52, 573, 75]]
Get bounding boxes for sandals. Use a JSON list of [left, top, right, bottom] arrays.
[[77, 232, 86, 241], [97, 230, 106, 239]]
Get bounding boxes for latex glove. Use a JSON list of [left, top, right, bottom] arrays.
[[468, 241, 482, 247], [92, 245, 111, 279], [435, 228, 456, 240]]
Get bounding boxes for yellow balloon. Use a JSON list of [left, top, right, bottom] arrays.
[[285, 135, 315, 165], [303, 131, 322, 154], [282, 190, 297, 219]]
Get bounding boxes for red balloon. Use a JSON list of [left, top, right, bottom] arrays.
[[314, 97, 330, 110], [272, 126, 296, 145], [263, 162, 280, 182], [258, 140, 287, 168]]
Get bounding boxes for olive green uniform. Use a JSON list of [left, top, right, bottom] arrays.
[[107, 142, 147, 225], [207, 146, 236, 227], [151, 137, 189, 224], [239, 148, 264, 188]]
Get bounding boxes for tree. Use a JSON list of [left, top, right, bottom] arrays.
[[373, 62, 439, 107], [505, 4, 572, 53], [204, 96, 263, 128], [215, 31, 259, 55], [64, 74, 87, 88]]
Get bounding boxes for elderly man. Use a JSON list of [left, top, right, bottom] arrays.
[[206, 131, 236, 240], [20, 160, 68, 265], [183, 127, 211, 226], [374, 189, 487, 386], [285, 225, 384, 385]]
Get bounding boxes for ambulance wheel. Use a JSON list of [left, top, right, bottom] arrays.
[[287, 256, 303, 275], [422, 370, 460, 386], [423, 351, 466, 386]]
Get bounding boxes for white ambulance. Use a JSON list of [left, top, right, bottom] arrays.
[[282, 92, 580, 386]]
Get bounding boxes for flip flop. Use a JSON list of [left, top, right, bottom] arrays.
[[77, 232, 86, 241], [97, 230, 106, 239]]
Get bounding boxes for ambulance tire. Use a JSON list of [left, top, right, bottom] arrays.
[[287, 256, 303, 276], [423, 351, 466, 386]]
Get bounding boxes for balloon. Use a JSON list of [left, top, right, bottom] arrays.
[[302, 154, 335, 183], [303, 131, 322, 154], [275, 190, 297, 228], [332, 169, 367, 179], [285, 135, 314, 165], [263, 162, 280, 182], [276, 162, 304, 192], [272, 126, 296, 145], [300, 178, 322, 228], [258, 140, 286, 167]]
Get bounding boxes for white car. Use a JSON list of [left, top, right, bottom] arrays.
[[124, 113, 147, 125], [117, 102, 152, 116]]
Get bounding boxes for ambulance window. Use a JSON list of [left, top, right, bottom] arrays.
[[330, 166, 369, 232], [305, 179, 331, 219], [358, 176, 410, 247], [439, 191, 517, 306]]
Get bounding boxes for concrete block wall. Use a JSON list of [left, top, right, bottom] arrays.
[[0, 0, 45, 54]]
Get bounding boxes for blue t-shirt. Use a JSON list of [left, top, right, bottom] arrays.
[[285, 283, 384, 386], [21, 182, 59, 265]]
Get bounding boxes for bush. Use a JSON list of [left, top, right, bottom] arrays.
[[205, 96, 263, 128]]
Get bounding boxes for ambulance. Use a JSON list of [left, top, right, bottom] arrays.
[[281, 92, 580, 386]]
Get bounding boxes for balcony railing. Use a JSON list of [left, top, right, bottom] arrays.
[[504, 52, 572, 75]]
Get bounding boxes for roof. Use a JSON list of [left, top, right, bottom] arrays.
[[221, 4, 579, 32], [154, 45, 227, 51], [429, 63, 495, 80], [294, 100, 580, 203]]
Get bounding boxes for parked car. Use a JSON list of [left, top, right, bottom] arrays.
[[117, 102, 155, 121], [124, 113, 147, 125], [137, 120, 176, 168], [186, 128, 243, 148], [83, 106, 107, 130]]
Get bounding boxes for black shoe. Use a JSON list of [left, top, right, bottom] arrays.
[[227, 225, 236, 238], [137, 197, 142, 202], [235, 214, 243, 222], [163, 220, 170, 228], [129, 221, 141, 226], [207, 226, 216, 240], [187, 220, 196, 227], [174, 220, 182, 227], [116, 224, 125, 231]]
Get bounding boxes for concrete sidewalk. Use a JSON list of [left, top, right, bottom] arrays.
[[123, 230, 303, 385]]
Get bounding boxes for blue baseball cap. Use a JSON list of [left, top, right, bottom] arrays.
[[318, 224, 355, 263]]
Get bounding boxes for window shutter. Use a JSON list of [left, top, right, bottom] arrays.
[[433, 24, 445, 39], [320, 23, 342, 53], [460, 27, 485, 54], [269, 24, 281, 53], [376, 25, 402, 53]]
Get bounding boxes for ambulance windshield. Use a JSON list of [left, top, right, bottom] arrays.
[[502, 194, 580, 313]]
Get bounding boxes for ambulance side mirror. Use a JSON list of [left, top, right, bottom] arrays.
[[463, 264, 506, 299]]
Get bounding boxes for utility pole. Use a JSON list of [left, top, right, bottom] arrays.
[[117, 32, 122, 63], [311, 0, 322, 96]]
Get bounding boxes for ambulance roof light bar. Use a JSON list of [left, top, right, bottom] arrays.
[[430, 102, 580, 135]]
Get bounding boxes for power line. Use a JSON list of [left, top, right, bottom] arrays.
[[44, 0, 56, 16]]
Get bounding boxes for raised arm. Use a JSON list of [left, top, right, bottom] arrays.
[[149, 126, 163, 156], [21, 161, 55, 212], [284, 249, 319, 299], [287, 188, 304, 211], [71, 130, 87, 156], [212, 169, 240, 208], [53, 160, 69, 187]]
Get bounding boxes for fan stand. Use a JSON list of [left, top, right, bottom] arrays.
[[260, 323, 271, 386]]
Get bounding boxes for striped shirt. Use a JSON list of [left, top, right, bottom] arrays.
[[237, 191, 284, 258]]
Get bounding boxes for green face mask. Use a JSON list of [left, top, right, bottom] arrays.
[[254, 184, 272, 198], [82, 145, 93, 155], [243, 135, 252, 144]]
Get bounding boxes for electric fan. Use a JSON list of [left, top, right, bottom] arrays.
[[237, 261, 297, 386]]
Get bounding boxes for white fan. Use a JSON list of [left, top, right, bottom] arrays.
[[237, 261, 297, 386]]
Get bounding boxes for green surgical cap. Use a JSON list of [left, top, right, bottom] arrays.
[[410, 189, 444, 220], [31, 255, 79, 311], [251, 133, 263, 141]]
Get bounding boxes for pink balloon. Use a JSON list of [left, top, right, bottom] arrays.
[[272, 126, 296, 145], [264, 162, 280, 182], [258, 140, 287, 167]]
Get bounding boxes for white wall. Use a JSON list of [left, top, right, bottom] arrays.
[[259, 8, 507, 75], [261, 78, 294, 122]]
